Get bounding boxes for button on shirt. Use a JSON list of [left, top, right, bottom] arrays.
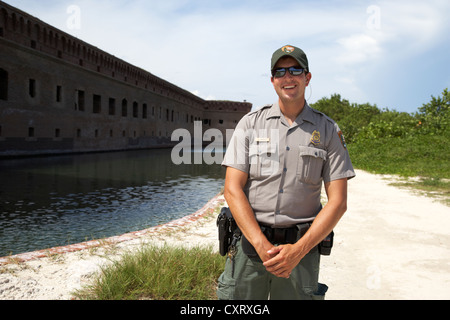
[[222, 102, 355, 227]]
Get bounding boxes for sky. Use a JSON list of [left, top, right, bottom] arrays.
[[5, 0, 450, 113]]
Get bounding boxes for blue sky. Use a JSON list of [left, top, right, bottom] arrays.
[[5, 0, 450, 113]]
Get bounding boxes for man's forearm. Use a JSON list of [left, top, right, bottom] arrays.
[[296, 200, 346, 255], [264, 179, 348, 278], [223, 167, 274, 260], [295, 178, 348, 255], [224, 186, 268, 250]]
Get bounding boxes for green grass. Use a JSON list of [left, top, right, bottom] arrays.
[[348, 135, 449, 178], [348, 134, 449, 204], [73, 245, 225, 300]]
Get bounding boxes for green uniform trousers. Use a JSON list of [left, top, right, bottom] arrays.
[[217, 240, 327, 300]]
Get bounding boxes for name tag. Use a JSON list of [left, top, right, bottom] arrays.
[[255, 137, 270, 143]]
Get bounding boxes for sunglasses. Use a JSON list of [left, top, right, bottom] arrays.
[[272, 66, 305, 78]]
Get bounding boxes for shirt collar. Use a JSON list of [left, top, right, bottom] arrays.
[[267, 101, 316, 126], [296, 101, 316, 125], [265, 102, 282, 120]]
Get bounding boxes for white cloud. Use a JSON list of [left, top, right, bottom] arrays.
[[335, 33, 382, 66]]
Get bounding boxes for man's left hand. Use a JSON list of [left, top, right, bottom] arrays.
[[262, 244, 305, 278]]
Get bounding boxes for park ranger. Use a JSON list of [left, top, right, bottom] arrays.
[[217, 45, 355, 300]]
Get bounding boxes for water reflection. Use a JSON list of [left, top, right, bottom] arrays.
[[0, 149, 225, 256]]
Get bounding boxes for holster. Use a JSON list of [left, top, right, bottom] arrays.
[[216, 207, 240, 256]]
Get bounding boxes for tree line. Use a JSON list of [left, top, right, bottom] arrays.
[[311, 88, 449, 144], [311, 88, 449, 180]]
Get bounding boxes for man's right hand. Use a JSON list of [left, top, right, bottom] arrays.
[[254, 238, 278, 262]]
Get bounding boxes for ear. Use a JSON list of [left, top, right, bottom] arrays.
[[305, 72, 312, 86]]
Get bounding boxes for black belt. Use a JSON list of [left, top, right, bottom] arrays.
[[241, 223, 311, 257], [261, 223, 311, 245]]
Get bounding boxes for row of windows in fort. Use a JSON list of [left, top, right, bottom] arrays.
[[0, 70, 206, 124], [0, 71, 231, 134], [73, 88, 199, 124], [0, 124, 172, 140]]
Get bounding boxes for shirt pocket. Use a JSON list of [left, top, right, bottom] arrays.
[[297, 146, 327, 184], [249, 143, 279, 177]]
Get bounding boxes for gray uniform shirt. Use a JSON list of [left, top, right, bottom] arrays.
[[222, 102, 355, 227]]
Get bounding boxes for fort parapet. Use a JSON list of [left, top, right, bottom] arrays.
[[0, 2, 251, 157]]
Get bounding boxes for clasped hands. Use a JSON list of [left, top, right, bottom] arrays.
[[258, 242, 305, 279]]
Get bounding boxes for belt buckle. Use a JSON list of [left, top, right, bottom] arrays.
[[272, 228, 286, 244]]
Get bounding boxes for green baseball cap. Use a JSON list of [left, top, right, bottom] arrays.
[[271, 45, 309, 72]]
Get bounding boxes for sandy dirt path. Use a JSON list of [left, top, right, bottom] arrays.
[[0, 169, 448, 300], [321, 170, 449, 299]]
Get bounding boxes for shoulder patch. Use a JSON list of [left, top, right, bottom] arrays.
[[337, 130, 347, 149]]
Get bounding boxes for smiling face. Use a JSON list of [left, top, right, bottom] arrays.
[[271, 56, 311, 107]]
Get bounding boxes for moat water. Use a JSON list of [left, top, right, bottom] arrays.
[[0, 149, 225, 257]]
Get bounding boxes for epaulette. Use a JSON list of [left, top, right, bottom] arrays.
[[310, 106, 337, 125], [247, 104, 273, 116]]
